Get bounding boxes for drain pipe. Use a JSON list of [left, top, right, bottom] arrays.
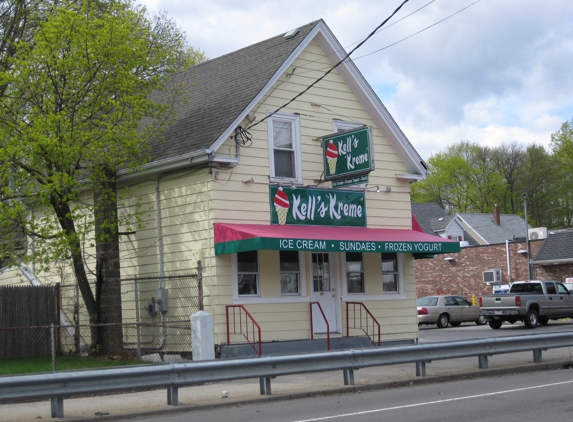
[[155, 173, 168, 350], [506, 240, 511, 280]]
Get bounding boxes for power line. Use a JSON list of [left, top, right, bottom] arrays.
[[245, 0, 411, 131], [355, 0, 482, 60]]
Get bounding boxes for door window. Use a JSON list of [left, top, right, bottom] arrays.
[[312, 253, 330, 292]]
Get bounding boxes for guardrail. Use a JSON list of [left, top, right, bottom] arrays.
[[2, 331, 573, 418]]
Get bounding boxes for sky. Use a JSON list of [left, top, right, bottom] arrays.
[[138, 0, 573, 161]]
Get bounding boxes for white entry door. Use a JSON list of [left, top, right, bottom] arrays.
[[311, 253, 339, 333]]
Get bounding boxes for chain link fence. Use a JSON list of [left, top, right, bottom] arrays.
[[0, 321, 193, 376], [1, 264, 203, 376]]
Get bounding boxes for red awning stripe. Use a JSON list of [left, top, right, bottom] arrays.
[[214, 223, 460, 255]]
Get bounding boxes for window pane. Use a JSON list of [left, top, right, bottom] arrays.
[[383, 274, 398, 292], [274, 150, 295, 178], [273, 121, 293, 149], [280, 251, 299, 271], [346, 252, 364, 293], [381, 253, 397, 272], [237, 251, 258, 272], [280, 273, 299, 294], [347, 273, 364, 293], [546, 282, 556, 294], [238, 274, 258, 295], [312, 253, 330, 292]]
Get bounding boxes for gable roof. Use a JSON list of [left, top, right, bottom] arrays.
[[411, 203, 478, 245], [121, 20, 427, 181], [411, 203, 451, 235], [456, 212, 530, 245], [531, 229, 573, 265]]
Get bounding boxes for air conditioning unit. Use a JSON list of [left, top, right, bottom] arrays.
[[528, 227, 547, 240], [483, 268, 502, 285]]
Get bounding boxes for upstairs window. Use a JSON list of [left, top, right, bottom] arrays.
[[268, 112, 301, 182]]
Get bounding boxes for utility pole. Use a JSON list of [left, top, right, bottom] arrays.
[[524, 194, 532, 280]]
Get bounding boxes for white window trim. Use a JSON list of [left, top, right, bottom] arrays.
[[332, 120, 364, 133], [268, 112, 302, 183], [280, 251, 306, 297], [232, 251, 308, 304], [232, 252, 260, 299], [341, 253, 406, 301]]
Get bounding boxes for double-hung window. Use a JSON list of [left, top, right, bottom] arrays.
[[346, 252, 365, 293], [381, 253, 399, 293], [237, 251, 259, 296], [268, 112, 301, 182], [280, 251, 300, 295]]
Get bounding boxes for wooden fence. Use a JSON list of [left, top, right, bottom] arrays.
[[0, 285, 58, 359]]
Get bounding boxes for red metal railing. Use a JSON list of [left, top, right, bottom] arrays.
[[309, 302, 330, 350], [225, 305, 262, 356], [345, 302, 381, 346]]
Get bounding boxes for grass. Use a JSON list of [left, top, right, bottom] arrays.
[[0, 355, 148, 376]]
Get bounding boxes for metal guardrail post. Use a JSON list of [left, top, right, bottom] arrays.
[[478, 355, 489, 369], [416, 361, 427, 377], [533, 349, 543, 363], [51, 397, 63, 418], [343, 369, 354, 385], [167, 386, 178, 406], [259, 377, 271, 395]]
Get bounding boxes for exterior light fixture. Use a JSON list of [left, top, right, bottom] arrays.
[[444, 257, 455, 261]]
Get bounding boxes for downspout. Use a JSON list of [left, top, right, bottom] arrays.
[[506, 240, 511, 281], [155, 173, 167, 350]]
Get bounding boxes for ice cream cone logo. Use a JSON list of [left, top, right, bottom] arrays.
[[326, 140, 338, 175], [274, 187, 290, 225]]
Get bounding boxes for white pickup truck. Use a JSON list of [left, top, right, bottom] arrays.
[[479, 280, 573, 329]]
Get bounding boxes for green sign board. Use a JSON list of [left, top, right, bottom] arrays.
[[270, 186, 366, 227], [323, 126, 374, 181]]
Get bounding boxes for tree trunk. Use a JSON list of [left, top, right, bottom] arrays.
[[92, 165, 123, 356]]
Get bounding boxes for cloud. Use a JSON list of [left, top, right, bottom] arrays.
[[137, 0, 573, 161]]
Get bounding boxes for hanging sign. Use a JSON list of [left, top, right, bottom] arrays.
[[322, 126, 375, 182], [270, 186, 366, 227]]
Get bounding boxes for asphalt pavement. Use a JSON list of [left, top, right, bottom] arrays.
[[3, 322, 573, 422]]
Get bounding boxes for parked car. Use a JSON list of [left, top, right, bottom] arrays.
[[417, 295, 487, 328]]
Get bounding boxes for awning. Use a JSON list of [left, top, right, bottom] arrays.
[[214, 223, 460, 256]]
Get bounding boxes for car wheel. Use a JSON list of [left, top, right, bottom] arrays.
[[436, 313, 449, 328], [450, 321, 461, 327], [489, 319, 502, 329], [539, 315, 549, 325], [475, 315, 487, 325], [524, 309, 538, 328]]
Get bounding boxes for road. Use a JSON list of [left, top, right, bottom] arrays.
[[419, 318, 573, 343], [130, 369, 573, 422], [99, 320, 573, 422]]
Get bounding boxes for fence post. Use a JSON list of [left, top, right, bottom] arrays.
[[51, 323, 56, 373], [197, 260, 203, 311], [134, 276, 141, 359]]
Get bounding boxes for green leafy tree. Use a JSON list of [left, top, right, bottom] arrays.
[[412, 141, 504, 213], [0, 0, 198, 355]]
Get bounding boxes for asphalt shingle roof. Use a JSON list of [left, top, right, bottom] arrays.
[[411, 203, 450, 235], [532, 229, 573, 264], [457, 212, 529, 244], [147, 20, 320, 163]]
